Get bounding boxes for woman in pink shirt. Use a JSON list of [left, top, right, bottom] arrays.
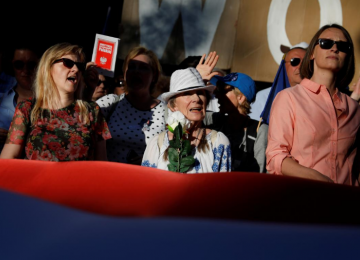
[[266, 24, 360, 185]]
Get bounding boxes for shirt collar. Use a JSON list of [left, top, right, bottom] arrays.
[[301, 78, 342, 100]]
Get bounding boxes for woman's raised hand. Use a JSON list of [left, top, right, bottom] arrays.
[[350, 76, 360, 103], [196, 51, 220, 81]]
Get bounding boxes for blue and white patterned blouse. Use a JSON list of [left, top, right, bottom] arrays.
[[141, 130, 231, 173]]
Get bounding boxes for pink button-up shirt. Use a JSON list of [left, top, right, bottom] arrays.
[[266, 78, 360, 185]]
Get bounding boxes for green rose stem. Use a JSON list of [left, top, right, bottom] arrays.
[[167, 123, 195, 173]]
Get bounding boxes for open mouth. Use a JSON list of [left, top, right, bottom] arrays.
[[67, 76, 77, 83], [190, 108, 202, 112]]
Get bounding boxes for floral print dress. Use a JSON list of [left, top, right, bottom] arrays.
[[6, 98, 111, 161]]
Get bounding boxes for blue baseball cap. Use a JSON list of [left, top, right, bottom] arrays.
[[210, 72, 256, 102]]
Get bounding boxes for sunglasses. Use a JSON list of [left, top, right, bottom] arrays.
[[316, 39, 351, 53], [13, 60, 37, 71], [53, 58, 86, 72], [285, 58, 301, 67], [97, 80, 107, 86]]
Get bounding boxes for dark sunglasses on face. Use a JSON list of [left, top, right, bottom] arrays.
[[127, 60, 152, 72], [97, 80, 107, 87], [13, 60, 37, 71], [285, 58, 301, 67], [316, 38, 351, 53], [53, 58, 86, 72]]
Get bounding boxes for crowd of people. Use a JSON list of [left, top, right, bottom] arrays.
[[0, 24, 359, 186]]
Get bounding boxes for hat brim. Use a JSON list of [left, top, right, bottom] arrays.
[[160, 84, 216, 103], [210, 75, 229, 88]]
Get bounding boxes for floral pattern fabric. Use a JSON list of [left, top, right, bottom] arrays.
[[141, 130, 232, 173], [6, 98, 111, 161]]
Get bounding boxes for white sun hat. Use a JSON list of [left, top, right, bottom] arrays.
[[160, 67, 216, 103], [291, 41, 309, 50]]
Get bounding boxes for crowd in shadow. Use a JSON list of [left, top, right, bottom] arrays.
[[0, 23, 359, 186]]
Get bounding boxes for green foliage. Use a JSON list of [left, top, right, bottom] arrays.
[[167, 123, 195, 173]]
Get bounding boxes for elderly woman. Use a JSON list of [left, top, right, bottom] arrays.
[[141, 67, 231, 173], [0, 42, 111, 161], [266, 24, 360, 185]]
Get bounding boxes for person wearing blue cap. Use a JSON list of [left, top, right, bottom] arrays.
[[205, 72, 261, 172]]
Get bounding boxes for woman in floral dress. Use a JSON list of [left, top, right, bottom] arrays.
[[0, 43, 111, 161]]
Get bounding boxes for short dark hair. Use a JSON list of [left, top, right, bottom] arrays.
[[300, 24, 355, 90]]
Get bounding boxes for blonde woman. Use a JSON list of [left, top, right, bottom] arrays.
[[0, 43, 111, 161]]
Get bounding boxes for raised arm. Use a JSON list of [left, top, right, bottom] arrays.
[[350, 77, 360, 103], [196, 51, 220, 82]]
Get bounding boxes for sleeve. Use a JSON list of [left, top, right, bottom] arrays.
[[141, 134, 160, 168], [95, 94, 119, 119], [5, 100, 32, 145], [212, 131, 232, 172], [265, 90, 296, 175], [254, 123, 268, 173], [91, 102, 112, 141]]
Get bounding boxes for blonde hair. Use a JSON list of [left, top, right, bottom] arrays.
[[233, 87, 251, 115], [123, 46, 162, 94], [31, 42, 90, 124]]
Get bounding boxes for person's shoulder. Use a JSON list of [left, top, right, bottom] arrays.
[[18, 97, 34, 107], [257, 87, 271, 95], [16, 97, 34, 113], [253, 87, 271, 101], [86, 101, 100, 110], [0, 72, 17, 92], [96, 94, 123, 107], [213, 130, 230, 145], [154, 99, 167, 109]]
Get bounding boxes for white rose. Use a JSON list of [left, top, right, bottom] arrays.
[[167, 111, 191, 132]]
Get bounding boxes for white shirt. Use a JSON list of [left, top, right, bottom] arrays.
[[248, 87, 271, 121]]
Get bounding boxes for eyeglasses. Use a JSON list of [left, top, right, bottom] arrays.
[[285, 58, 301, 67], [97, 80, 106, 86], [13, 60, 37, 71], [53, 58, 86, 72], [315, 39, 351, 53]]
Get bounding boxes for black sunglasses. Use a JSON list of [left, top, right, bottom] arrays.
[[53, 58, 86, 72], [13, 60, 37, 71], [285, 58, 301, 67], [316, 39, 351, 53], [97, 80, 107, 86]]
